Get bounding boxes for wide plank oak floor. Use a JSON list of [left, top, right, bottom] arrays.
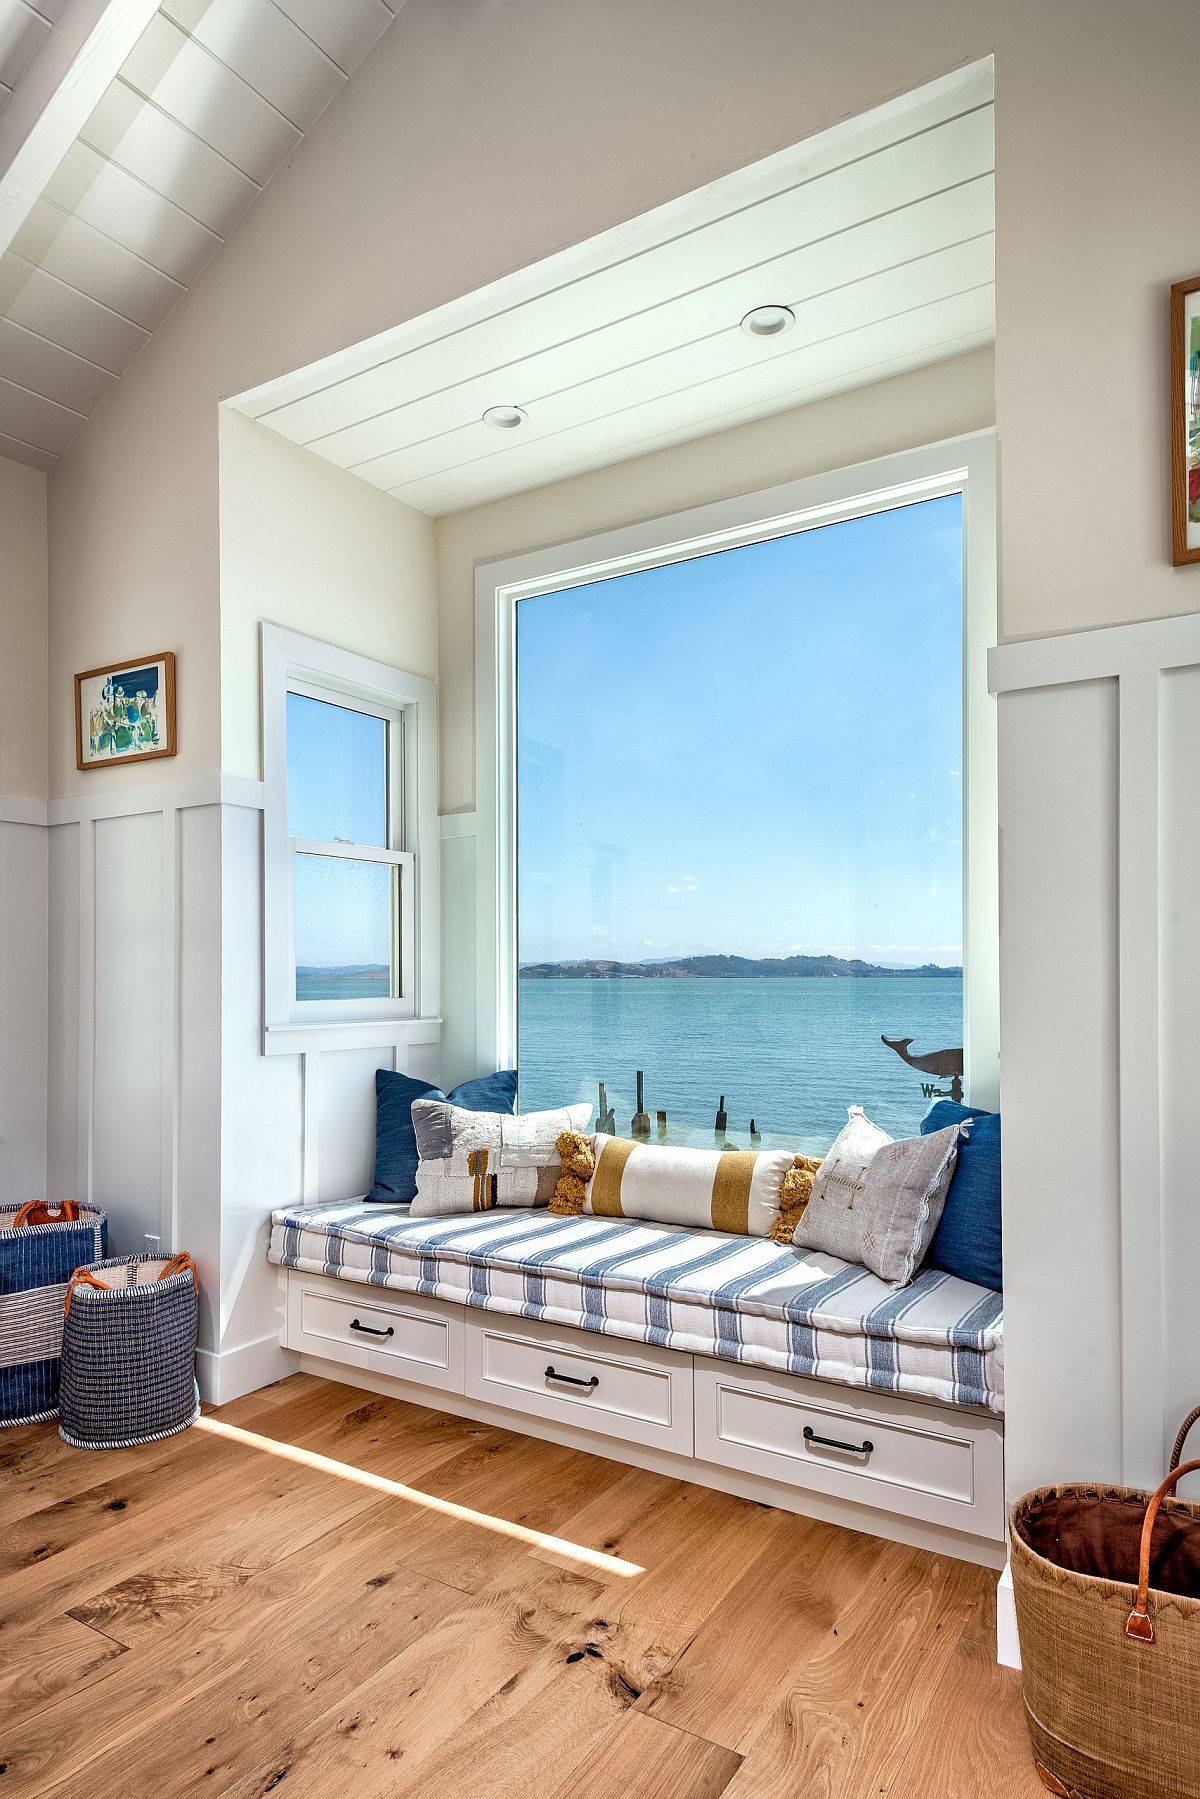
[[0, 1373, 1041, 1797]]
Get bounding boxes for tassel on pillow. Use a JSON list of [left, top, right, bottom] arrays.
[[771, 1155, 822, 1245], [549, 1131, 596, 1215]]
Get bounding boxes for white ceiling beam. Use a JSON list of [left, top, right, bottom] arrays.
[[0, 0, 163, 261]]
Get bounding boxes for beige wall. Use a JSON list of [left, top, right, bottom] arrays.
[[218, 411, 437, 781], [436, 345, 995, 814], [43, 0, 1200, 801], [0, 456, 49, 800]]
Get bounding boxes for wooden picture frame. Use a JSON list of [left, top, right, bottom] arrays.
[[1171, 275, 1200, 566], [75, 651, 177, 771]]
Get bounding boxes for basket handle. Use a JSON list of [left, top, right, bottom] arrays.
[[158, 1251, 199, 1294], [63, 1266, 110, 1316], [1169, 1404, 1200, 1472], [1125, 1458, 1200, 1643], [14, 1200, 80, 1227]]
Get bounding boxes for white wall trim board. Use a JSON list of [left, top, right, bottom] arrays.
[[989, 611, 1200, 692], [996, 1561, 1021, 1669], [992, 607, 1200, 1495], [197, 1331, 298, 1407], [47, 772, 265, 825], [438, 811, 478, 839], [474, 430, 997, 1089], [0, 795, 50, 826]]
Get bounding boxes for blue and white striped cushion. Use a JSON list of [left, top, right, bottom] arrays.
[[268, 1203, 1003, 1415]]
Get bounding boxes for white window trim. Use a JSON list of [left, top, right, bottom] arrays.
[[474, 429, 998, 1109], [261, 622, 441, 1057]]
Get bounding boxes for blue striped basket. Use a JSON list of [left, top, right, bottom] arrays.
[[59, 1253, 200, 1450], [0, 1202, 108, 1427]]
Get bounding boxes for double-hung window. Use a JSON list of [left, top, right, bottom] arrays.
[[286, 684, 413, 1012], [261, 624, 439, 1048]]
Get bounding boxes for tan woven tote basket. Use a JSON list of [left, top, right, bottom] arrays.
[[1010, 1406, 1200, 1799]]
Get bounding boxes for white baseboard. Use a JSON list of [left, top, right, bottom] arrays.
[[197, 1332, 298, 1406], [295, 1352, 1007, 1570], [996, 1559, 1021, 1668]]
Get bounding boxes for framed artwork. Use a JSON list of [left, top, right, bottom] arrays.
[[1171, 275, 1200, 566], [75, 652, 176, 771]]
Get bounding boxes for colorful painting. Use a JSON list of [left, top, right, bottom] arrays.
[[1171, 277, 1200, 565], [75, 652, 176, 770], [1189, 309, 1200, 528]]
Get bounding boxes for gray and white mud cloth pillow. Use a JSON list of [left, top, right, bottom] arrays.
[[794, 1106, 966, 1288], [410, 1099, 591, 1216]]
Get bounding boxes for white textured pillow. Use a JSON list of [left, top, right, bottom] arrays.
[[792, 1106, 893, 1263], [552, 1135, 798, 1238], [410, 1100, 591, 1215]]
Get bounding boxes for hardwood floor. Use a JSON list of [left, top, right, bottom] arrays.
[[0, 1373, 1041, 1798]]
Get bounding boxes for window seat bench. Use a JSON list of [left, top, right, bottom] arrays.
[[268, 1203, 1006, 1564]]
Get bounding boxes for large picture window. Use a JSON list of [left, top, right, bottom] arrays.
[[485, 442, 996, 1153]]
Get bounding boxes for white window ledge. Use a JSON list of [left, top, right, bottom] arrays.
[[262, 1017, 443, 1057]]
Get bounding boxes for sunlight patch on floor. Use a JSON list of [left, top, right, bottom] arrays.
[[195, 1415, 644, 1577]]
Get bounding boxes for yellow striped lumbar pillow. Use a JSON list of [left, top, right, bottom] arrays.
[[549, 1134, 805, 1239]]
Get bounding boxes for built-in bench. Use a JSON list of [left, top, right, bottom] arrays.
[[268, 1202, 1006, 1565]]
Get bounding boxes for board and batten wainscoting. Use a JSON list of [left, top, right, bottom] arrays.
[[0, 798, 50, 1210], [992, 609, 1200, 1520], [27, 777, 450, 1408]]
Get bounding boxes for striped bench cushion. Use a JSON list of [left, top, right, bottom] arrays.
[[268, 1203, 1003, 1415]]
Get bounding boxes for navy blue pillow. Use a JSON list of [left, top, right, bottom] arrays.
[[919, 1099, 1002, 1291], [367, 1067, 518, 1203]]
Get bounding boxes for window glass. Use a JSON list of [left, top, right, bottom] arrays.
[[286, 692, 388, 847], [294, 855, 395, 1001], [514, 494, 964, 1154]]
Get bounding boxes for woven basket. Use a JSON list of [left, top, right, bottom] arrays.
[[0, 1202, 108, 1426], [1011, 1408, 1200, 1799], [59, 1253, 200, 1450]]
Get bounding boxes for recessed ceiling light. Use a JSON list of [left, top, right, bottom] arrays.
[[482, 404, 528, 430], [740, 304, 795, 339]]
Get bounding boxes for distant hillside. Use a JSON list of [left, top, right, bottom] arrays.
[[519, 953, 961, 980]]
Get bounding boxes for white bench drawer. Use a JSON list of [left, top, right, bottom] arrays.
[[285, 1276, 464, 1394], [465, 1314, 694, 1454], [694, 1359, 1004, 1540]]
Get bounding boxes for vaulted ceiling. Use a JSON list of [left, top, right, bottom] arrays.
[[235, 62, 995, 516], [0, 0, 398, 470]]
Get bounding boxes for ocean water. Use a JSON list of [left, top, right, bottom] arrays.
[[518, 975, 963, 1156]]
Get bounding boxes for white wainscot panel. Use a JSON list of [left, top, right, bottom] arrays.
[[92, 812, 164, 1254], [1160, 663, 1200, 1500], [317, 1047, 389, 1202], [440, 826, 477, 1090], [47, 823, 80, 1200], [997, 678, 1122, 1504], [179, 805, 222, 1353], [0, 821, 48, 1204]]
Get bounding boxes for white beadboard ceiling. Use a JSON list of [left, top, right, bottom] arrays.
[[234, 61, 995, 517], [0, 0, 397, 470]]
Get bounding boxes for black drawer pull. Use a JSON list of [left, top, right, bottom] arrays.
[[545, 1364, 599, 1392], [350, 1318, 395, 1339], [803, 1425, 873, 1456]]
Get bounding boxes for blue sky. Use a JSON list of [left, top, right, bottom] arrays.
[[288, 692, 392, 967], [516, 494, 964, 969]]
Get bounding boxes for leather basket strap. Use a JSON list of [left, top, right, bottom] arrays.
[[1125, 1459, 1200, 1643], [158, 1251, 199, 1294], [63, 1267, 111, 1316], [1169, 1405, 1200, 1472], [14, 1200, 80, 1227]]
